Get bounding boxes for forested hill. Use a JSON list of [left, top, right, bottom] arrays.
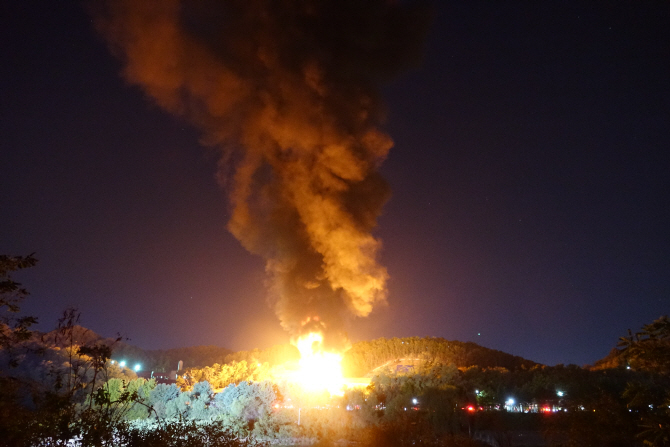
[[41, 324, 121, 348], [221, 343, 300, 367], [38, 325, 233, 372], [148, 346, 234, 372], [36, 326, 538, 374], [342, 337, 539, 377], [40, 325, 151, 368], [226, 336, 540, 376]]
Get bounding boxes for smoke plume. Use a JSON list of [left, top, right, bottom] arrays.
[[93, 0, 430, 349]]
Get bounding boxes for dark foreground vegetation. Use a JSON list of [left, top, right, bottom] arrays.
[[1, 254, 669, 446]]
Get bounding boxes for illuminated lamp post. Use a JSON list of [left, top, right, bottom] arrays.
[[556, 390, 565, 412]]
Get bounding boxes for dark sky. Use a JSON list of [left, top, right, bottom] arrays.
[[2, 1, 668, 366]]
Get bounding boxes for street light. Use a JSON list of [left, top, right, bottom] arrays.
[[119, 360, 126, 368], [134, 363, 141, 372], [557, 391, 564, 397]]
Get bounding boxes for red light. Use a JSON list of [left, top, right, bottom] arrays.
[[467, 405, 475, 412]]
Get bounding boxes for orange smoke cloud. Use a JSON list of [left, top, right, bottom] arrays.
[[93, 0, 430, 348]]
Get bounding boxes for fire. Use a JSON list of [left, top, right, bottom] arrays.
[[291, 332, 345, 396]]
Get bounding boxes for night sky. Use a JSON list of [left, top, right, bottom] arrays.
[[2, 1, 668, 367]]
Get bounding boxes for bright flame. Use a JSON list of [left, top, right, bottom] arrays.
[[291, 332, 345, 396]]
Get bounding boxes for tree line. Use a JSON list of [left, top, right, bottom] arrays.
[[342, 336, 539, 377]]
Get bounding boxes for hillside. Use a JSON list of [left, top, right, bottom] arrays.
[[147, 345, 234, 372], [221, 343, 299, 367], [342, 336, 539, 376], [39, 325, 153, 368], [40, 324, 121, 348], [197, 337, 540, 377], [36, 327, 541, 375], [588, 347, 625, 370], [38, 325, 232, 372]]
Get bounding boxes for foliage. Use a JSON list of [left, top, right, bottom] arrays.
[[617, 316, 670, 447], [638, 397, 670, 447], [542, 390, 637, 447], [222, 343, 300, 367], [189, 380, 215, 421], [147, 345, 234, 372], [178, 360, 273, 391], [162, 323, 670, 446], [0, 254, 38, 364], [142, 343, 295, 377], [364, 363, 463, 437], [213, 381, 277, 436], [2, 261, 668, 446], [342, 336, 538, 377], [619, 315, 670, 375], [117, 420, 255, 447], [98, 377, 156, 420], [0, 254, 38, 314], [0, 305, 144, 446], [148, 383, 182, 419]]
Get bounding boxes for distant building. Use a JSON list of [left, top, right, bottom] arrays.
[[135, 370, 176, 384], [155, 371, 177, 384], [136, 370, 152, 380], [367, 358, 423, 377]]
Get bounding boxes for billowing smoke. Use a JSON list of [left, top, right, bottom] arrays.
[[93, 0, 430, 350]]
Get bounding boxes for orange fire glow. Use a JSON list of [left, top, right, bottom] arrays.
[[290, 332, 345, 396]]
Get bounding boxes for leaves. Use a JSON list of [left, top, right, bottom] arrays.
[[618, 315, 670, 374], [342, 336, 537, 377], [180, 360, 273, 391], [0, 254, 38, 353], [0, 254, 37, 312]]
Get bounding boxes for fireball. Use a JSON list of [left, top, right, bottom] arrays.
[[291, 332, 345, 396]]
